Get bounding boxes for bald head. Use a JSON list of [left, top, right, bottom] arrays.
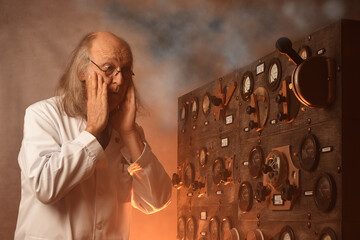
[[89, 31, 133, 68]]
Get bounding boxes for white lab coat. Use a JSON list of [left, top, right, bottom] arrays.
[[14, 97, 172, 240]]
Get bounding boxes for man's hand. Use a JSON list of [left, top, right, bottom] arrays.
[[110, 81, 136, 136], [85, 72, 109, 137], [111, 81, 144, 161]]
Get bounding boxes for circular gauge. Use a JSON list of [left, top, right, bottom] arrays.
[[183, 163, 195, 188], [314, 173, 336, 212], [250, 87, 270, 130], [202, 93, 211, 116], [212, 159, 229, 185], [247, 229, 265, 240], [267, 58, 282, 91], [186, 217, 196, 240], [248, 146, 264, 178], [241, 71, 254, 101], [209, 217, 219, 240], [199, 148, 207, 167], [191, 97, 199, 121], [220, 217, 232, 240], [178, 217, 186, 240], [319, 227, 337, 240], [298, 46, 312, 60], [300, 134, 319, 171], [180, 103, 187, 122], [239, 181, 253, 213], [279, 225, 295, 240], [264, 150, 289, 189]]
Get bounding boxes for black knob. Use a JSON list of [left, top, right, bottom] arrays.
[[277, 112, 287, 121], [210, 96, 222, 106], [281, 179, 297, 201], [275, 94, 286, 104], [276, 37, 303, 66], [262, 164, 273, 174], [171, 173, 180, 187], [246, 106, 256, 114], [254, 182, 271, 202], [192, 180, 205, 191], [249, 120, 258, 129]]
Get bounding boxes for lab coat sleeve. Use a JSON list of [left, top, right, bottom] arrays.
[[127, 128, 172, 214], [18, 103, 106, 204]]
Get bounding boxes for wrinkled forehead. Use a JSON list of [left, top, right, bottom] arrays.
[[89, 32, 133, 66]]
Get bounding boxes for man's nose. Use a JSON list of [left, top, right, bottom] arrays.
[[112, 70, 123, 85]]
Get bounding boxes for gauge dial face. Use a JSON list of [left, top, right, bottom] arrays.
[[279, 226, 295, 240], [199, 148, 207, 167], [314, 173, 336, 212], [186, 217, 196, 240], [212, 159, 227, 185], [298, 46, 311, 60], [180, 103, 187, 121], [239, 181, 253, 212], [221, 217, 232, 240], [267, 58, 282, 91], [202, 93, 211, 116], [248, 146, 264, 178], [300, 134, 319, 171], [244, 77, 251, 93], [191, 98, 199, 120], [178, 217, 186, 240], [184, 163, 195, 188], [241, 71, 254, 101], [209, 217, 219, 240], [319, 227, 337, 240]]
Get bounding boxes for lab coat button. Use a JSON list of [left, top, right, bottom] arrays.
[[96, 222, 102, 230]]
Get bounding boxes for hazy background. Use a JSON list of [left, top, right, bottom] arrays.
[[0, 0, 359, 239]]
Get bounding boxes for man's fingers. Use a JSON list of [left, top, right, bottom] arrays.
[[97, 74, 103, 98], [102, 81, 108, 102], [88, 71, 97, 99]]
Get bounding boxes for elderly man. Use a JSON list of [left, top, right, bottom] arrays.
[[14, 32, 172, 239]]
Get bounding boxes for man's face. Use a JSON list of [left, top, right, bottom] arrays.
[[88, 32, 133, 112]]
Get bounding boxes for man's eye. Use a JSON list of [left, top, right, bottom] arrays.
[[105, 65, 115, 73]]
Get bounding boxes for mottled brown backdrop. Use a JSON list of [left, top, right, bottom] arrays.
[[0, 0, 359, 239]]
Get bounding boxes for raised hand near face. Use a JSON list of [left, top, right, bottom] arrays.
[[110, 81, 144, 161], [110, 80, 136, 136], [85, 72, 109, 137]]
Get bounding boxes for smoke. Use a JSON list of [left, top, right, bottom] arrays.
[[96, 0, 349, 131]]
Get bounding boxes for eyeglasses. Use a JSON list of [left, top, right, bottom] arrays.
[[88, 58, 135, 77]]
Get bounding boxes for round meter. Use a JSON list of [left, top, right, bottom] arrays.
[[241, 71, 254, 101], [220, 217, 232, 240], [180, 103, 187, 122], [300, 134, 319, 171], [248, 146, 264, 178], [183, 163, 195, 188], [264, 150, 289, 189], [319, 227, 337, 240], [190, 97, 199, 121], [178, 217, 186, 240], [246, 229, 264, 240], [239, 181, 253, 213], [209, 217, 219, 240], [298, 46, 312, 60], [212, 159, 229, 185], [267, 58, 282, 91], [279, 225, 295, 240], [314, 173, 336, 212], [186, 217, 196, 240], [199, 148, 207, 167], [202, 93, 211, 116]]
